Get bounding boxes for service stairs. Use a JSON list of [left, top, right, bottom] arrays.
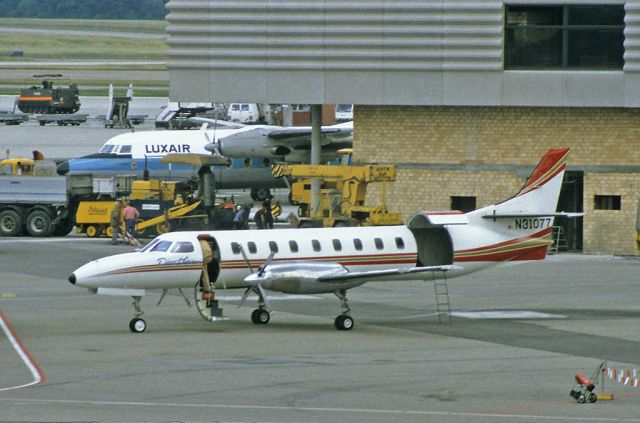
[[433, 273, 452, 323]]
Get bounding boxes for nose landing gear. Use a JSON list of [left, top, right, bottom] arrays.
[[129, 296, 146, 333]]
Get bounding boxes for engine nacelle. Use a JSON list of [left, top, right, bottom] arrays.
[[245, 261, 365, 294]]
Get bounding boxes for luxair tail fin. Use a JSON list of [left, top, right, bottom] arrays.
[[459, 148, 569, 262]]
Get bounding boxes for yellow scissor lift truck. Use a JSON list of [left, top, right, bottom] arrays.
[[272, 162, 403, 228]]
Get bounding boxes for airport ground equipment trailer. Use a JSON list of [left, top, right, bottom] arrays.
[[272, 163, 403, 228], [0, 162, 95, 237], [0, 111, 29, 125], [36, 113, 88, 126]]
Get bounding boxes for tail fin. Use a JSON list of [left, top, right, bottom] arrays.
[[459, 148, 569, 262], [472, 147, 569, 219]]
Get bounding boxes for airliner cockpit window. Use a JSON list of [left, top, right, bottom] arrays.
[[139, 238, 161, 252], [99, 144, 116, 154], [119, 145, 132, 154], [150, 240, 173, 252], [170, 242, 194, 253]]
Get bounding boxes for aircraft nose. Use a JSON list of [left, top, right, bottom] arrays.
[[57, 161, 69, 175], [68, 273, 76, 285]]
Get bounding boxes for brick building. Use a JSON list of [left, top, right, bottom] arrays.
[[166, 1, 640, 255]]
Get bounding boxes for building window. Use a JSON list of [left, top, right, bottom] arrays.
[[594, 195, 621, 210], [289, 240, 299, 253], [332, 239, 342, 251], [505, 5, 624, 70], [451, 196, 476, 213]]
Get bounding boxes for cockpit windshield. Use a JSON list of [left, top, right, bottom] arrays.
[[139, 238, 161, 252], [138, 239, 195, 254], [99, 144, 117, 154]]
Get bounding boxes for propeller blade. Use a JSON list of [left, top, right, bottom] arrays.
[[237, 287, 253, 309], [257, 251, 276, 277], [256, 284, 271, 311]]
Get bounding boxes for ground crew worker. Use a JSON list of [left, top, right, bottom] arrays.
[[197, 233, 214, 298], [110, 201, 123, 245], [123, 201, 140, 246], [262, 197, 274, 229]]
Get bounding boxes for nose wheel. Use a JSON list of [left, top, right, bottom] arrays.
[[129, 317, 147, 333], [129, 296, 147, 333]]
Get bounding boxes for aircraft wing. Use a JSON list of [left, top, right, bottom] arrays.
[[317, 264, 456, 283], [188, 116, 246, 129], [161, 153, 230, 167], [212, 123, 354, 159]]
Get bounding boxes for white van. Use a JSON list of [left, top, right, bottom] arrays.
[[227, 103, 264, 124], [335, 104, 353, 122]]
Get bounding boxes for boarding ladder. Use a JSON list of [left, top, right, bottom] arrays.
[[549, 226, 568, 254], [433, 272, 452, 323]]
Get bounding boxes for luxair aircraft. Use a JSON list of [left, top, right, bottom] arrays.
[[69, 148, 572, 333], [56, 121, 353, 200]]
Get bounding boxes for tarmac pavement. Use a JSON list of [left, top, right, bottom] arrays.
[[0, 237, 639, 422]]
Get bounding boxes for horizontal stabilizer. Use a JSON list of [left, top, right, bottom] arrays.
[[482, 212, 584, 219]]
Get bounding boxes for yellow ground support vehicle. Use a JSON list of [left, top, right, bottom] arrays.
[[272, 163, 403, 228], [75, 199, 205, 238], [75, 178, 234, 238], [0, 158, 35, 176]]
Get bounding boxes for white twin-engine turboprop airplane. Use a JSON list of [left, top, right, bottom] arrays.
[[69, 148, 572, 333]]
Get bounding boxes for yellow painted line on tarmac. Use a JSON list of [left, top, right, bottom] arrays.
[[1, 293, 16, 298]]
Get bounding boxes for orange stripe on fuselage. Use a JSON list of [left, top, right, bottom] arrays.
[[17, 96, 53, 101]]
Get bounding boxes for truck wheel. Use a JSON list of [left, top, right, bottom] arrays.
[[85, 225, 99, 238], [0, 210, 23, 237], [156, 222, 170, 235], [25, 210, 53, 237], [250, 188, 270, 202], [52, 219, 75, 237]]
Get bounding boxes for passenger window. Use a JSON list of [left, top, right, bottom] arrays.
[[150, 240, 173, 252], [395, 237, 405, 249], [171, 242, 194, 253], [312, 239, 321, 252], [231, 242, 241, 254], [353, 238, 363, 251], [289, 240, 299, 253], [248, 242, 257, 254], [374, 238, 384, 250], [269, 241, 278, 253], [332, 239, 342, 251]]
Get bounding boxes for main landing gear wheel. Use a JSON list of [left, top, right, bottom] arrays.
[[333, 289, 354, 331], [251, 308, 270, 324], [334, 315, 354, 331], [129, 317, 147, 333]]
